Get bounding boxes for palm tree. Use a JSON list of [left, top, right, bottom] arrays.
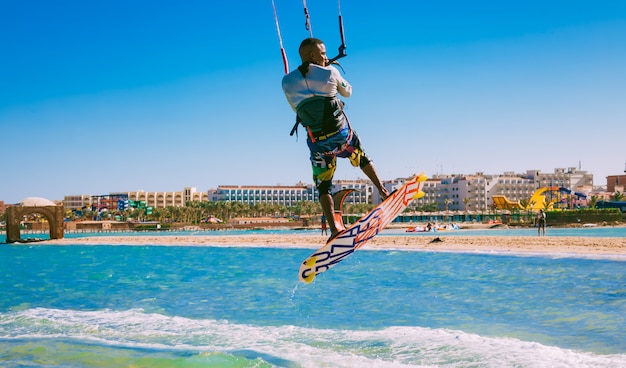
[[345, 203, 374, 216], [150, 207, 164, 222], [291, 201, 305, 218], [305, 200, 322, 216], [231, 202, 247, 219], [463, 197, 470, 212], [612, 191, 624, 201], [519, 199, 530, 210], [215, 201, 230, 221], [444, 198, 452, 212]]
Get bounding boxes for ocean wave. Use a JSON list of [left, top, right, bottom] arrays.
[[2, 308, 625, 367]]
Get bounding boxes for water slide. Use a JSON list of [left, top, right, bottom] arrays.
[[526, 187, 559, 211], [492, 195, 524, 210], [493, 187, 584, 211]]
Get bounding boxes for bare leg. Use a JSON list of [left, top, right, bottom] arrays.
[[361, 162, 390, 200], [320, 194, 342, 236]]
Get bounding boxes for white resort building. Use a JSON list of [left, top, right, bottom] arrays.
[[62, 167, 594, 212]]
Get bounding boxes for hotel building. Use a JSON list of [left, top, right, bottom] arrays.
[[63, 187, 207, 210], [61, 167, 593, 212], [405, 167, 593, 211], [208, 180, 374, 207], [207, 183, 316, 207]]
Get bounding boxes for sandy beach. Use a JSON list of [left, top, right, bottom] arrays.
[[45, 233, 626, 257]]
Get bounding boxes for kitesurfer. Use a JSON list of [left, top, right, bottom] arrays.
[[282, 37, 389, 239]]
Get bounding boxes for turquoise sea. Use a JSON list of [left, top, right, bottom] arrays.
[[1, 227, 625, 367]]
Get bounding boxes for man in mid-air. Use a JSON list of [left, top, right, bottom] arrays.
[[282, 37, 389, 239]]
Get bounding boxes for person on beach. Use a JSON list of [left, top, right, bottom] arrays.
[[537, 209, 547, 236], [320, 214, 328, 236], [282, 37, 389, 240]]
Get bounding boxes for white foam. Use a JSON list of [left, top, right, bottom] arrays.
[[2, 308, 625, 367]]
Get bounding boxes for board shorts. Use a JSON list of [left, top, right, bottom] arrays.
[[307, 126, 370, 193]]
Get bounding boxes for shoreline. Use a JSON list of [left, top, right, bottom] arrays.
[[43, 233, 626, 258]]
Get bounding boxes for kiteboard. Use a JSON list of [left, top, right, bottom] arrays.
[[299, 173, 428, 283]]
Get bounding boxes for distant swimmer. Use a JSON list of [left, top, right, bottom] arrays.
[[537, 209, 546, 236]]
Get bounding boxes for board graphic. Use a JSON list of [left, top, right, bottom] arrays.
[[299, 173, 427, 283]]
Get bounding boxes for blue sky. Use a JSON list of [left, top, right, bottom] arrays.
[[1, 1, 625, 204]]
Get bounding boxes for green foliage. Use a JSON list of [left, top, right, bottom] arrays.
[[131, 223, 171, 231], [67, 200, 325, 225], [413, 203, 439, 212], [64, 199, 625, 227], [519, 199, 529, 209], [545, 208, 622, 225], [344, 203, 375, 215]]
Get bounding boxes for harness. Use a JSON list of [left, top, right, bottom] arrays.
[[290, 98, 346, 142], [289, 62, 348, 141], [290, 97, 346, 143]]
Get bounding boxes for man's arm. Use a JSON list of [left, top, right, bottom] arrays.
[[332, 68, 352, 98]]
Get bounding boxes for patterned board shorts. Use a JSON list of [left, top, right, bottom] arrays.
[[307, 127, 369, 188]]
